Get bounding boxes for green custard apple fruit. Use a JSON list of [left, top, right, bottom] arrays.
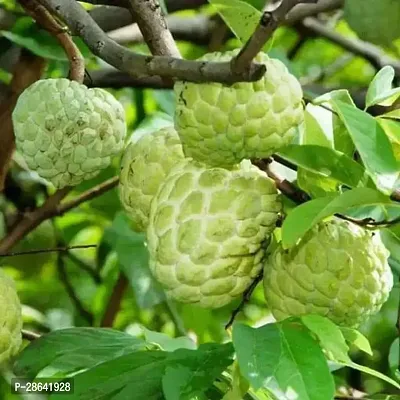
[[12, 78, 127, 189], [0, 270, 22, 364], [147, 159, 281, 308], [263, 219, 393, 327], [344, 0, 400, 46], [174, 50, 304, 168], [119, 126, 185, 232]]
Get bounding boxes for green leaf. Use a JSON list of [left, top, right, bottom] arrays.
[[143, 328, 196, 352], [233, 322, 335, 399], [14, 328, 146, 379], [331, 99, 398, 194], [104, 212, 165, 308], [162, 343, 234, 400], [281, 188, 397, 248], [278, 144, 367, 188], [340, 327, 373, 356], [1, 18, 90, 61], [222, 361, 250, 400], [366, 66, 400, 109], [300, 315, 350, 362], [388, 338, 400, 380], [208, 0, 272, 50]]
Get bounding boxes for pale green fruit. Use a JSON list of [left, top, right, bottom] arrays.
[[12, 79, 127, 189], [174, 50, 304, 168], [147, 159, 281, 308], [119, 127, 185, 232], [263, 220, 393, 327], [344, 0, 400, 46], [0, 270, 22, 364]]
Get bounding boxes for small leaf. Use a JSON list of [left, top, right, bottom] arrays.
[[281, 188, 397, 248], [331, 99, 398, 194], [278, 144, 367, 188], [340, 327, 373, 356], [233, 322, 335, 399], [388, 338, 400, 380], [300, 315, 350, 362], [208, 0, 272, 50], [366, 66, 400, 109]]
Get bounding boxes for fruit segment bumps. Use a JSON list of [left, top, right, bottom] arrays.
[[119, 126, 185, 232], [263, 220, 393, 327], [0, 270, 22, 364], [147, 159, 281, 308], [174, 50, 304, 168], [12, 79, 127, 189]]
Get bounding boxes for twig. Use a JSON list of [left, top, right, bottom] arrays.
[[128, 0, 180, 58], [39, 0, 266, 84], [78, 0, 207, 10], [22, 329, 41, 341], [301, 17, 400, 76], [232, 0, 318, 74], [0, 176, 118, 254], [66, 250, 102, 284], [0, 244, 97, 257], [225, 270, 264, 330], [101, 273, 128, 327], [57, 252, 94, 324], [18, 0, 85, 82]]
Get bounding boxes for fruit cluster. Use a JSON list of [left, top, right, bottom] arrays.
[[12, 51, 394, 330]]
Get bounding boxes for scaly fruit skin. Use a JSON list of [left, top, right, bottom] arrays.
[[119, 126, 185, 232], [344, 0, 400, 46], [174, 50, 304, 168], [263, 220, 393, 327], [147, 159, 281, 308], [0, 270, 22, 364], [12, 79, 127, 189]]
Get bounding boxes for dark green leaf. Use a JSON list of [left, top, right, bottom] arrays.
[[331, 99, 398, 193], [233, 322, 335, 399], [278, 144, 367, 188], [14, 328, 146, 379], [281, 188, 397, 248]]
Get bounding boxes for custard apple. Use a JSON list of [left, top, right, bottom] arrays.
[[0, 270, 22, 364], [174, 50, 304, 167], [119, 126, 185, 232], [344, 0, 400, 46], [263, 220, 393, 327], [12, 78, 127, 189], [147, 159, 281, 308]]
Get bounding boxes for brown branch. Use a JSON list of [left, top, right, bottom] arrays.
[[232, 0, 318, 74], [79, 0, 207, 10], [57, 252, 94, 324], [301, 17, 400, 76], [22, 329, 41, 341], [0, 244, 97, 257], [38, 0, 266, 84], [0, 176, 118, 254], [225, 269, 264, 330], [101, 273, 128, 327], [18, 0, 85, 82], [57, 176, 119, 215], [128, 0, 181, 58]]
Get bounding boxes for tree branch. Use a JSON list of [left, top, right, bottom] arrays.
[[101, 273, 128, 327], [38, 0, 266, 84], [57, 252, 94, 324], [232, 0, 318, 74], [22, 329, 41, 341], [128, 0, 180, 58], [19, 0, 85, 82], [301, 17, 400, 76], [285, 0, 343, 25], [0, 244, 97, 257], [0, 176, 118, 254]]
